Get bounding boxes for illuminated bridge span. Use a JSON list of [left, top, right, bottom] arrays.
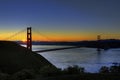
[[26, 27, 79, 52], [1, 27, 120, 53], [34, 46, 79, 53]]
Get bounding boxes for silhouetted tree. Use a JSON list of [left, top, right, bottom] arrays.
[[110, 63, 120, 73], [99, 66, 109, 73], [63, 65, 84, 74]]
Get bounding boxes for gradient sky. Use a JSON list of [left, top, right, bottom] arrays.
[[0, 0, 120, 41]]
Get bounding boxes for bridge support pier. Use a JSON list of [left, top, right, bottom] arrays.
[[27, 27, 32, 51]]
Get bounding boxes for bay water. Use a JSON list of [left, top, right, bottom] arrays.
[[25, 45, 120, 73]]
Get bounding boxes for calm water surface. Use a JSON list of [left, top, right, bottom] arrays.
[[26, 45, 120, 73]]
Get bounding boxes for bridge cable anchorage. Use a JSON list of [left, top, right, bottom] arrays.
[[27, 27, 32, 51], [4, 28, 26, 41], [32, 28, 55, 41]]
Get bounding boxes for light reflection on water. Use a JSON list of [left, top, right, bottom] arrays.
[[22, 45, 120, 73]]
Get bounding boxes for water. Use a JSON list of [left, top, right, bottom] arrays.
[[26, 45, 120, 73]]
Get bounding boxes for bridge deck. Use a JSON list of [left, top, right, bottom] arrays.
[[34, 46, 79, 53]]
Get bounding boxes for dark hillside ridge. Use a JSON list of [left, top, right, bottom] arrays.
[[0, 41, 55, 73]]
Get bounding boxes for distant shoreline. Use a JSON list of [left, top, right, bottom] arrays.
[[18, 39, 120, 50]]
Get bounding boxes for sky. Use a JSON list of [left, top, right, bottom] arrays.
[[0, 0, 120, 41]]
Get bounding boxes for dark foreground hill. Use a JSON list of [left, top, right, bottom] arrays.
[[0, 41, 55, 74]]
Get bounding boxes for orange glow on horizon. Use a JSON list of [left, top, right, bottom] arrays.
[[0, 31, 120, 42], [32, 34, 97, 42], [21, 38, 27, 43]]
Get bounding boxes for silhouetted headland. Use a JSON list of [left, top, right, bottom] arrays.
[[0, 41, 55, 74]]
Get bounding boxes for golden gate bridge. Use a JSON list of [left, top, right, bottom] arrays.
[[1, 27, 78, 52], [1, 27, 120, 53]]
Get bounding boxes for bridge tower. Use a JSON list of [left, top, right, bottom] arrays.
[[97, 35, 101, 52], [27, 27, 32, 51], [97, 35, 101, 41]]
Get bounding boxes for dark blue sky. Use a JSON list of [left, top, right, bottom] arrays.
[[0, 0, 120, 41]]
